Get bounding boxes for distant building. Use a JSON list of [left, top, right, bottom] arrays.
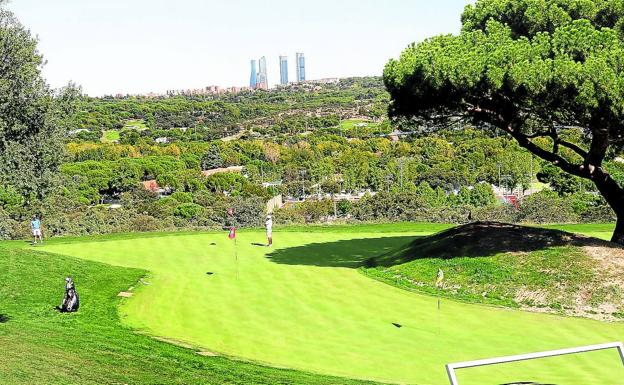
[[256, 56, 268, 89], [250, 60, 257, 89], [142, 180, 161, 193], [279, 56, 289, 85], [296, 52, 305, 82]]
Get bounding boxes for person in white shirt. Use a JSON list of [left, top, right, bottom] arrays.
[[265, 214, 273, 247]]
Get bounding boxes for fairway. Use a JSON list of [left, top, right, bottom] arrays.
[[44, 225, 624, 385]]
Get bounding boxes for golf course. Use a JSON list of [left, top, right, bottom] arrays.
[[33, 223, 624, 385]]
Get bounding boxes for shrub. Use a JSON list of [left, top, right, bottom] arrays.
[[129, 214, 165, 232], [173, 203, 203, 219], [171, 191, 193, 204], [273, 207, 306, 225], [518, 191, 579, 224], [0, 209, 19, 240], [472, 204, 519, 223], [581, 205, 617, 223]]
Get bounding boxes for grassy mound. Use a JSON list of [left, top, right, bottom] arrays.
[[0, 242, 376, 385], [362, 222, 624, 320]]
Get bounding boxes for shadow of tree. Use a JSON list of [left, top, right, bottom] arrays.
[[371, 222, 621, 267], [500, 382, 555, 385], [266, 222, 621, 269], [267, 236, 416, 268]]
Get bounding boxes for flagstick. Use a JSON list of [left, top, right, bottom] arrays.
[[437, 287, 441, 336], [234, 236, 239, 280]]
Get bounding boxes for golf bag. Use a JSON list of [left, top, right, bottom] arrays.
[[59, 277, 80, 313]]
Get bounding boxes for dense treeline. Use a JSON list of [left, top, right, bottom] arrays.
[[1, 124, 621, 239], [71, 77, 389, 142]]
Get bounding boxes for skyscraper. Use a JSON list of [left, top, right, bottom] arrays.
[[257, 56, 268, 89], [279, 56, 288, 85], [296, 52, 305, 82], [250, 60, 257, 89]]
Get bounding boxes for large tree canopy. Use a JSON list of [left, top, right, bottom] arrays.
[[384, 0, 624, 244], [0, 9, 78, 200]]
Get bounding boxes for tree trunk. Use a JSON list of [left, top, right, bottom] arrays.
[[613, 214, 624, 245], [593, 174, 624, 245]]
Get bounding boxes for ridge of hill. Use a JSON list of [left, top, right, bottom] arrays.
[[362, 222, 624, 321]]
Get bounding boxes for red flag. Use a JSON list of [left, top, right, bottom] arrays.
[[228, 227, 236, 239]]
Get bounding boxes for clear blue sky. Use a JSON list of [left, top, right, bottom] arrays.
[[9, 0, 472, 96]]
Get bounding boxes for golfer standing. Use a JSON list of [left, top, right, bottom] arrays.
[[31, 215, 43, 245], [265, 214, 273, 247]]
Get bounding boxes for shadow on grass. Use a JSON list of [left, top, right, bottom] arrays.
[[267, 222, 621, 269], [267, 236, 417, 268], [0, 314, 10, 323], [500, 382, 555, 385]]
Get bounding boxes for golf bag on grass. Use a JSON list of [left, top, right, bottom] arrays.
[[58, 277, 79, 313]]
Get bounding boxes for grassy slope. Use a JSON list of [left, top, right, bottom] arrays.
[[0, 243, 377, 385], [362, 222, 624, 319], [42, 224, 624, 385]]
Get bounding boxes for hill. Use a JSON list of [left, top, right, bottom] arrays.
[[362, 222, 624, 321]]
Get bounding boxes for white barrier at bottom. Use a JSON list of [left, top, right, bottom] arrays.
[[445, 341, 624, 385]]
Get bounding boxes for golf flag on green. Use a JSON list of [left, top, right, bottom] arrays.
[[436, 268, 444, 288]]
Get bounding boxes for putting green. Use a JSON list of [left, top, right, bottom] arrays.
[[44, 226, 624, 384]]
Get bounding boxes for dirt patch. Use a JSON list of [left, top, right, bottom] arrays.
[[153, 336, 196, 349], [196, 351, 219, 357], [117, 292, 133, 298], [517, 241, 624, 322]]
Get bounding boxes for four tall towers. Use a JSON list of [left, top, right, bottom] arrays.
[[250, 53, 306, 89]]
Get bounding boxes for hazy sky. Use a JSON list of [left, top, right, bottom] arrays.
[[9, 0, 472, 96]]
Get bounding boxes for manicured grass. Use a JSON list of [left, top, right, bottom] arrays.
[[542, 223, 615, 240], [123, 119, 148, 131], [339, 119, 372, 130], [0, 243, 377, 385], [101, 129, 120, 142], [42, 224, 624, 385]]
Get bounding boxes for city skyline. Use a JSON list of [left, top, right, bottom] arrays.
[[279, 56, 288, 85], [8, 1, 471, 96]]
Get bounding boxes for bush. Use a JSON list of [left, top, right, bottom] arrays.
[[173, 203, 204, 219], [472, 204, 519, 223], [273, 207, 306, 225], [518, 191, 579, 224], [581, 205, 617, 223], [171, 191, 193, 204], [0, 209, 19, 240], [129, 214, 166, 232]]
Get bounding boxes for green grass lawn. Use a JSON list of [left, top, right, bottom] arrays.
[[39, 223, 624, 385], [340, 119, 371, 130], [0, 242, 376, 385], [100, 129, 120, 142], [542, 223, 615, 240]]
